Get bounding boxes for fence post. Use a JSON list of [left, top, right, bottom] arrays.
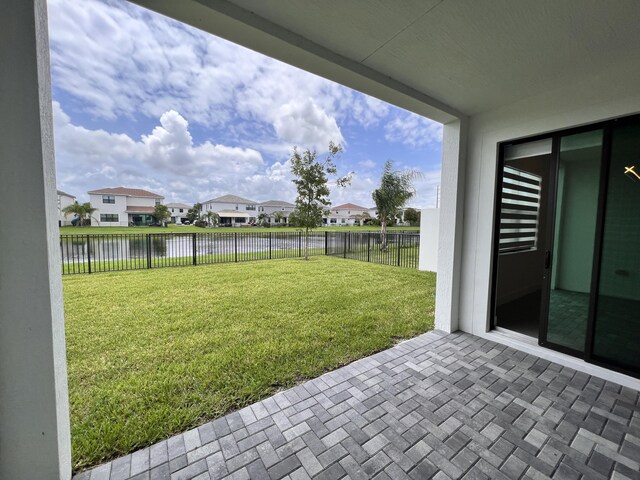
[[397, 233, 402, 266], [299, 231, 302, 257], [146, 234, 152, 269], [343, 232, 347, 259], [324, 231, 328, 256], [269, 231, 272, 260], [192, 233, 197, 265], [86, 234, 92, 274], [234, 232, 238, 262], [367, 232, 371, 263]]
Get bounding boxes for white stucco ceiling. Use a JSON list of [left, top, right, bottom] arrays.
[[133, 0, 640, 123]]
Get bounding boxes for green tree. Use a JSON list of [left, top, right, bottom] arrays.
[[152, 204, 171, 226], [62, 201, 97, 226], [403, 207, 420, 226], [186, 203, 202, 223], [372, 161, 419, 250], [204, 210, 220, 227], [287, 209, 302, 228], [290, 142, 351, 259]]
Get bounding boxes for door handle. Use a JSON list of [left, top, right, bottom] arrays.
[[545, 250, 551, 269]]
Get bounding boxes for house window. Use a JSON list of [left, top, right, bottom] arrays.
[[100, 214, 118, 222], [179, 208, 183, 213], [102, 195, 115, 204], [155, 199, 161, 205], [341, 219, 346, 224], [281, 207, 285, 211], [235, 205, 238, 210], [330, 218, 337, 224], [171, 208, 174, 213], [246, 204, 256, 211]]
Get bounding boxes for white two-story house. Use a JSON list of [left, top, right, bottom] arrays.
[[166, 203, 191, 224], [88, 187, 164, 227], [201, 194, 257, 226], [257, 200, 295, 224], [56, 190, 75, 226], [324, 203, 370, 226]]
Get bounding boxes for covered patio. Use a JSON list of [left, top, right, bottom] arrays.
[[74, 331, 640, 479], [2, 1, 640, 478], [217, 210, 253, 226]]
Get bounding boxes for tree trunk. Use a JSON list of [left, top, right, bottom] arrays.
[[380, 219, 387, 251]]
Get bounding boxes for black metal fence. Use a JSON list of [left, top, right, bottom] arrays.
[[60, 231, 420, 274], [326, 231, 420, 268]]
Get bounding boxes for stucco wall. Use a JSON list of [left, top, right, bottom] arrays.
[[419, 208, 439, 272], [204, 201, 256, 213], [459, 59, 640, 336]]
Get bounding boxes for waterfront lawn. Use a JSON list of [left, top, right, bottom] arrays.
[[65, 256, 435, 471]]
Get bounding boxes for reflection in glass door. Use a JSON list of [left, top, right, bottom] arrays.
[[494, 139, 553, 337], [543, 130, 603, 354], [592, 120, 640, 372]]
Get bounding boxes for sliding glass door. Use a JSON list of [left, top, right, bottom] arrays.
[[494, 139, 553, 338], [543, 130, 603, 354], [493, 115, 640, 378], [591, 120, 640, 373]]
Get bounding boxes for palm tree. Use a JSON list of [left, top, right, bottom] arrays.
[[257, 213, 269, 226], [272, 211, 285, 225], [354, 212, 371, 226], [62, 201, 97, 226], [372, 161, 419, 250], [204, 210, 220, 227]]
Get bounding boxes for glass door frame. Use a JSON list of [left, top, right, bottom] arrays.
[[490, 113, 640, 379]]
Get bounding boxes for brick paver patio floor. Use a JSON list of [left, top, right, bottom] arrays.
[[74, 331, 640, 480]]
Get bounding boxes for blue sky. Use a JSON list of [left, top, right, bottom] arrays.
[[47, 0, 442, 208]]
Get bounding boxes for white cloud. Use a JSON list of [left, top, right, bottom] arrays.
[[384, 112, 443, 148], [54, 101, 441, 208], [358, 159, 376, 169], [329, 167, 441, 210], [273, 98, 344, 149], [351, 96, 391, 128], [46, 0, 422, 151], [48, 0, 443, 208], [53, 102, 271, 203]]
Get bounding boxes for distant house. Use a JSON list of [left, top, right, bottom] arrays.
[[258, 200, 295, 224], [88, 187, 164, 226], [202, 194, 258, 226], [324, 203, 370, 226], [56, 190, 76, 226], [166, 203, 190, 224]]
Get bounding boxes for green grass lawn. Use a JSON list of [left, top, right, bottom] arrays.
[[64, 256, 435, 471], [60, 224, 419, 235]]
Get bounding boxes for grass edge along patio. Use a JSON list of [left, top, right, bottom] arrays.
[[64, 256, 436, 471]]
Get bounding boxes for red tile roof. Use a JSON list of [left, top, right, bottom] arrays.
[[125, 206, 156, 213], [88, 187, 163, 198], [333, 203, 368, 210]]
